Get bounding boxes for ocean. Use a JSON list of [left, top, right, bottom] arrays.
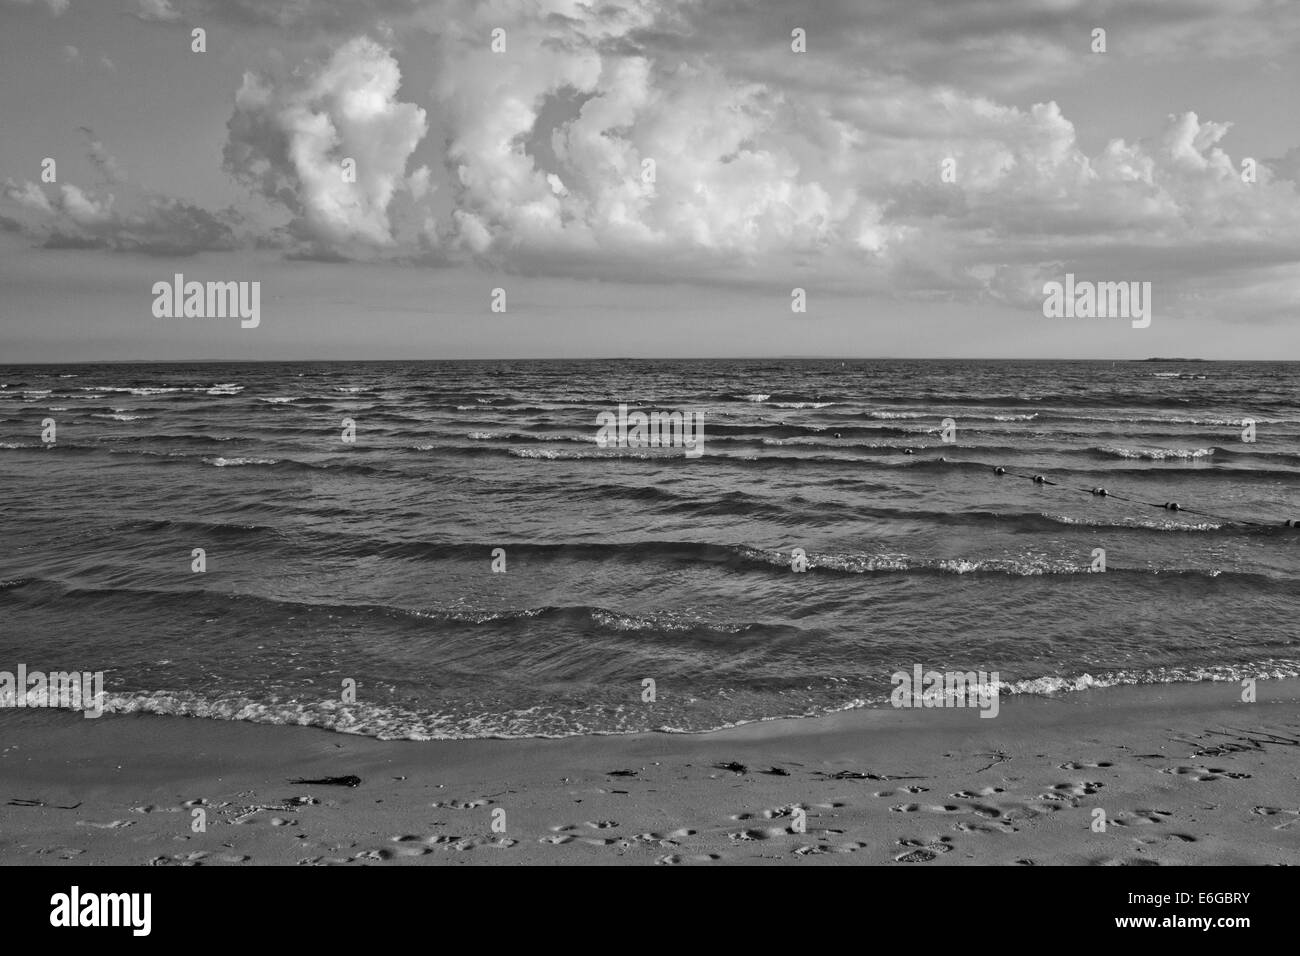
[[1, 358, 1297, 739]]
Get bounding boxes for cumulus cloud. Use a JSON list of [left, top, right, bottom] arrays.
[[3, 179, 54, 215], [8, 0, 1300, 320], [223, 36, 428, 254], [1, 135, 241, 256], [397, 0, 1300, 309], [2, 178, 242, 255]]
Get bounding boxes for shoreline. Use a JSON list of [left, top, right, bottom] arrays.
[[2, 678, 1297, 865]]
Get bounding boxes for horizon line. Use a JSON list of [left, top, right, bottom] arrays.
[[2, 356, 1286, 366]]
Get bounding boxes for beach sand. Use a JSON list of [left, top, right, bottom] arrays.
[[1, 679, 1297, 866]]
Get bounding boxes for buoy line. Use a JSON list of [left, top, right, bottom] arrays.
[[957, 460, 1296, 528]]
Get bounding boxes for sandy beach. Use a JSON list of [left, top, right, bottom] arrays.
[[2, 679, 1296, 866]]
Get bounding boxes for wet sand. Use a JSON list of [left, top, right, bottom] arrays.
[[1, 679, 1297, 865]]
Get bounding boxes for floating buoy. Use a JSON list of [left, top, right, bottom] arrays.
[[1287, 519, 1298, 528], [903, 448, 914, 455], [834, 432, 841, 438], [973, 457, 1267, 526]]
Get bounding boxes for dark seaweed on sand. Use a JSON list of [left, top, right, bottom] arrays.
[[289, 775, 362, 787]]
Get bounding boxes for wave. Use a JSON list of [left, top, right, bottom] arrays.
[[202, 456, 280, 467], [732, 546, 1282, 581], [51, 660, 1300, 740], [78, 384, 244, 396], [1101, 446, 1215, 460]]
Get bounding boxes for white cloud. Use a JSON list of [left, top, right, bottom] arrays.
[[58, 183, 113, 226], [223, 36, 428, 252], [3, 179, 54, 214], [385, 1, 1300, 316], [132, 0, 180, 22]]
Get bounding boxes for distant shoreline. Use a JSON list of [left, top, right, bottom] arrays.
[[4, 356, 1292, 367]]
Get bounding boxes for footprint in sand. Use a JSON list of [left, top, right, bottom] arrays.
[[631, 829, 696, 847], [1251, 806, 1299, 829], [874, 787, 928, 797], [731, 803, 833, 821], [1039, 781, 1105, 803], [1110, 809, 1173, 827], [793, 841, 868, 856], [75, 820, 135, 829], [31, 846, 85, 860], [584, 820, 619, 829], [656, 853, 720, 865], [994, 802, 1052, 822], [568, 836, 626, 847], [894, 801, 1004, 820], [431, 798, 494, 809], [355, 848, 399, 861], [1089, 855, 1162, 866], [433, 836, 516, 853], [952, 820, 1017, 834], [893, 836, 955, 863], [949, 787, 1005, 798], [1058, 761, 1114, 770], [890, 803, 963, 814], [1160, 766, 1251, 781], [149, 851, 248, 866], [389, 833, 516, 852], [728, 826, 793, 841]]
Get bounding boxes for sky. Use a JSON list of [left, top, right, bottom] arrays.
[[1, 0, 1299, 362]]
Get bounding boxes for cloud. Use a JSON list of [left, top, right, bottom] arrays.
[[2, 135, 241, 256], [7, 0, 1300, 322], [2, 178, 242, 255], [132, 0, 180, 22], [3, 179, 54, 214], [130, 0, 425, 34], [401, 4, 1296, 305], [79, 127, 126, 184], [223, 36, 428, 255]]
